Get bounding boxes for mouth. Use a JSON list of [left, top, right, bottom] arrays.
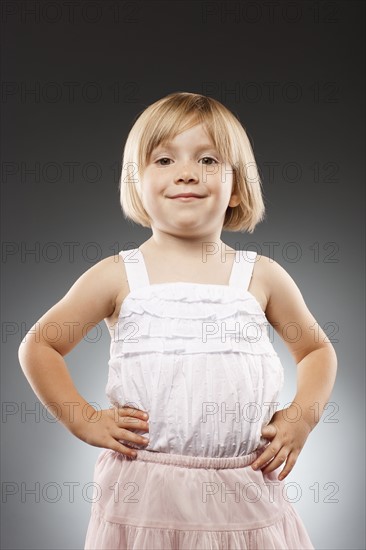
[[169, 194, 205, 200]]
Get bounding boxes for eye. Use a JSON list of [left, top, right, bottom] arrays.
[[156, 157, 172, 166], [200, 157, 218, 165], [155, 156, 219, 166]]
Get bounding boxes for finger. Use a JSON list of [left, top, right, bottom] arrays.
[[118, 407, 147, 426], [118, 428, 149, 446], [118, 416, 149, 432], [108, 439, 138, 458], [277, 452, 297, 481], [118, 406, 147, 418], [261, 424, 277, 440], [262, 450, 288, 475], [251, 444, 280, 471]]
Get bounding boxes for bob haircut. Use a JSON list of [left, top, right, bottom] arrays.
[[119, 92, 265, 233]]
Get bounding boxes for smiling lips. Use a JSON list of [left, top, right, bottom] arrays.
[[170, 193, 205, 199]]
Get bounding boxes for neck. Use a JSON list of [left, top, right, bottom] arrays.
[[143, 233, 235, 261]]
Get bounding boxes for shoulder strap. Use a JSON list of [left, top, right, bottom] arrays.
[[229, 250, 257, 290], [119, 248, 150, 291], [121, 247, 256, 292]]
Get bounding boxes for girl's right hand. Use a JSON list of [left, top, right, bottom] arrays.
[[74, 406, 150, 458]]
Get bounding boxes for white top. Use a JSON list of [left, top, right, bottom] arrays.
[[105, 247, 284, 457]]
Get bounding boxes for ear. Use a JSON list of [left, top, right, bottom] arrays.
[[228, 192, 240, 208], [228, 173, 240, 208]]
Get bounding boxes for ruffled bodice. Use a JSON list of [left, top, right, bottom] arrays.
[[105, 248, 284, 458]]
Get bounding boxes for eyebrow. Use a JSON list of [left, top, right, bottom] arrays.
[[154, 143, 218, 153]]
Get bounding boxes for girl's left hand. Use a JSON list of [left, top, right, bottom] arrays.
[[251, 405, 312, 481]]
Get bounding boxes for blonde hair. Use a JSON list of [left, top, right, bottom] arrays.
[[119, 92, 265, 233]]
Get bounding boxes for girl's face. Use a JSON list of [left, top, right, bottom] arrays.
[[140, 123, 240, 238]]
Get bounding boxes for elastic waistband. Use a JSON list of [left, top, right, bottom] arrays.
[[130, 446, 267, 469]]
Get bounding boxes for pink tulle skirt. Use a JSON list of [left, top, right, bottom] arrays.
[[84, 447, 314, 549]]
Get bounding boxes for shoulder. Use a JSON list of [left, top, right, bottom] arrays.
[[96, 251, 126, 275], [22, 253, 128, 355], [252, 253, 287, 282], [71, 252, 128, 322], [84, 251, 127, 298], [252, 252, 335, 361], [254, 252, 309, 326], [95, 252, 133, 323], [94, 252, 128, 299], [252, 253, 299, 299], [249, 252, 304, 312]]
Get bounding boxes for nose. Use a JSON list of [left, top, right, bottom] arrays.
[[174, 164, 199, 184]]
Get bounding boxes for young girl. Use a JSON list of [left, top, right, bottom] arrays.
[[19, 92, 337, 549]]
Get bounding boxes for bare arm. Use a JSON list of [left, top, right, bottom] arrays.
[[249, 256, 338, 478], [263, 256, 338, 431], [18, 255, 122, 438]]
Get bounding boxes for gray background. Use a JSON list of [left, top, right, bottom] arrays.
[[1, 0, 365, 548]]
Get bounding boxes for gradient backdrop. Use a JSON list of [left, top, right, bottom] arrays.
[[1, 1, 365, 548]]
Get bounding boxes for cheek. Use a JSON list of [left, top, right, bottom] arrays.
[[221, 166, 234, 187], [211, 165, 232, 186], [140, 176, 165, 206], [214, 172, 233, 197]]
